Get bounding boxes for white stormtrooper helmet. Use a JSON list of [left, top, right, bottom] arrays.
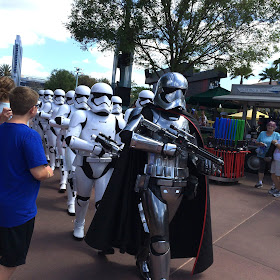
[[135, 90, 155, 108], [154, 72, 188, 110], [53, 89, 65, 105], [44, 89, 54, 102], [65, 90, 75, 105], [88, 83, 113, 115], [74, 85, 91, 110], [38, 90, 45, 102], [112, 96, 122, 115]]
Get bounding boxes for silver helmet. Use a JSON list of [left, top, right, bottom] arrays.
[[53, 89, 65, 105], [154, 72, 188, 110], [74, 85, 90, 110]]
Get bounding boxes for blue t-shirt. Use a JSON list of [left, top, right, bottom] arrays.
[[256, 131, 280, 158], [0, 123, 47, 227]]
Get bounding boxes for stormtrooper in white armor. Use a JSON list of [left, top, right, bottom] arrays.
[[49, 90, 75, 193], [54, 86, 90, 214], [32, 90, 45, 133], [65, 83, 125, 239], [38, 89, 54, 161], [124, 90, 154, 123], [43, 89, 65, 170]]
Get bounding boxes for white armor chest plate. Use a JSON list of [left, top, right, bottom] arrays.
[[51, 103, 61, 119], [80, 112, 116, 143], [144, 110, 190, 180], [69, 106, 78, 119]]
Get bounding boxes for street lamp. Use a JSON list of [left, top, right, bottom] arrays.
[[74, 67, 83, 89]]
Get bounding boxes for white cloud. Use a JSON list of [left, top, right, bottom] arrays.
[[82, 59, 89, 63], [89, 47, 114, 69], [132, 69, 146, 86], [21, 57, 50, 78], [0, 56, 13, 65], [0, 0, 72, 48], [0, 55, 49, 78], [89, 70, 112, 81]]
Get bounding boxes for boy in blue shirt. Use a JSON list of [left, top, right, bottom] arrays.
[[0, 86, 54, 280]]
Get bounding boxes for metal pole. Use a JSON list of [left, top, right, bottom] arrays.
[[74, 67, 82, 89]]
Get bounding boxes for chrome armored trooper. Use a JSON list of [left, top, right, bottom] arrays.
[[124, 90, 154, 123], [38, 89, 54, 161], [43, 89, 65, 170], [119, 72, 220, 280], [54, 86, 90, 214], [65, 83, 125, 239]]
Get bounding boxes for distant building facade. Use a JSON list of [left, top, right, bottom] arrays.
[[145, 65, 227, 96], [12, 35, 23, 86], [20, 76, 46, 90]]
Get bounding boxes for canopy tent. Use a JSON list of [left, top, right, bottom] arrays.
[[186, 87, 238, 108], [228, 109, 269, 120]]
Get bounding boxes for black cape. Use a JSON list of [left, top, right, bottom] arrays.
[[85, 106, 213, 275]]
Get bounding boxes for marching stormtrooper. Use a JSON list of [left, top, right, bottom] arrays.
[[38, 89, 54, 161], [65, 83, 125, 239], [32, 89, 45, 133], [54, 86, 90, 214], [124, 89, 154, 123], [43, 89, 65, 170], [85, 73, 222, 279], [49, 90, 75, 193]]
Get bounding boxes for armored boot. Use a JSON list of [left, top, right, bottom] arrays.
[[66, 177, 76, 216], [73, 219, 85, 240], [73, 196, 90, 239]]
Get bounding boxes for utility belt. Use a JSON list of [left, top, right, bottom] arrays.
[[134, 174, 198, 200], [73, 152, 112, 166], [144, 164, 189, 179]]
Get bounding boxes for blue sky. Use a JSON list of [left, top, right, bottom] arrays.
[[0, 0, 278, 91]]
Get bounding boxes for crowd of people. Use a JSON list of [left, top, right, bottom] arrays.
[[1, 72, 279, 280], [1, 72, 218, 280]]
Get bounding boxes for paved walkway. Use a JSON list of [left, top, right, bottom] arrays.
[[11, 171, 280, 280]]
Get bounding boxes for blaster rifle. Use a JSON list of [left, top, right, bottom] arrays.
[[139, 118, 224, 166], [94, 133, 122, 157]]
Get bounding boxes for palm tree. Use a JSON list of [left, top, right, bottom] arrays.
[[273, 58, 280, 82], [230, 65, 255, 84], [0, 64, 12, 76], [259, 67, 280, 84]]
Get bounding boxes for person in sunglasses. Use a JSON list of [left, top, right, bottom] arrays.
[[65, 83, 125, 240]]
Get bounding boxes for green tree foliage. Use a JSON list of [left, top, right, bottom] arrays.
[[130, 86, 151, 106], [0, 64, 12, 76], [78, 75, 98, 88], [77, 75, 111, 88], [259, 67, 280, 85], [66, 0, 280, 73], [230, 65, 255, 84], [45, 69, 76, 92]]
